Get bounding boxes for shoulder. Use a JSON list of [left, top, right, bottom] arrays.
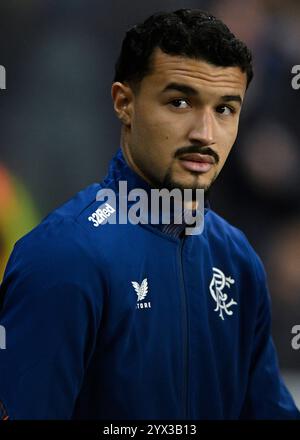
[[204, 209, 266, 282], [3, 183, 107, 294]]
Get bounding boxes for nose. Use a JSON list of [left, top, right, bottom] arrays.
[[188, 108, 214, 146]]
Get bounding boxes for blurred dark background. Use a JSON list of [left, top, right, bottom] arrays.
[[0, 0, 299, 405]]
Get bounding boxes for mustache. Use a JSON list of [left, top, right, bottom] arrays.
[[174, 145, 219, 164]]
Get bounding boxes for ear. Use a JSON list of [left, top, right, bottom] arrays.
[[111, 82, 134, 126]]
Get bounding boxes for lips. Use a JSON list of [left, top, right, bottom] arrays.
[[179, 153, 215, 173]]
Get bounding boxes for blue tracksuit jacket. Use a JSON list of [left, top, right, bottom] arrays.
[[0, 148, 299, 420]]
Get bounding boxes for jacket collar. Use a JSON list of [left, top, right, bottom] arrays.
[[102, 147, 210, 239]]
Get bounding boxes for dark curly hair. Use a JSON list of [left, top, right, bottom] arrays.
[[114, 9, 253, 89]]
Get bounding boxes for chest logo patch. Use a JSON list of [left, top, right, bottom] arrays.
[[131, 278, 151, 310], [209, 267, 237, 320]]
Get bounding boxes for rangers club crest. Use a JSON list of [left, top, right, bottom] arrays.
[[209, 267, 237, 320]]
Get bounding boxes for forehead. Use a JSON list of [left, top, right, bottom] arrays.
[[143, 48, 247, 96]]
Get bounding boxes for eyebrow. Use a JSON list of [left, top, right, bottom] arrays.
[[221, 95, 243, 105], [162, 82, 243, 105], [162, 83, 198, 96]]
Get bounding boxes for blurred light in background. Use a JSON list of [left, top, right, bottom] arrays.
[[0, 164, 39, 280]]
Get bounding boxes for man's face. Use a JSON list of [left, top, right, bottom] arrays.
[[114, 48, 247, 192]]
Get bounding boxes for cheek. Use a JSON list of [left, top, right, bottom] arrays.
[[133, 111, 158, 137], [134, 100, 181, 141], [134, 114, 175, 148], [131, 114, 173, 167], [219, 121, 239, 148], [216, 126, 238, 164], [220, 148, 232, 166]]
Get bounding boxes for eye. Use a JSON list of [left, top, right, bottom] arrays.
[[170, 98, 190, 109], [216, 105, 235, 116]]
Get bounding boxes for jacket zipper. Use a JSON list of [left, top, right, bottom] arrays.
[[178, 238, 189, 418]]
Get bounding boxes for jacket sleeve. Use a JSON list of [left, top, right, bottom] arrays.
[[239, 251, 300, 419], [0, 219, 103, 419]]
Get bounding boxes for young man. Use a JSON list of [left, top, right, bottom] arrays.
[[0, 9, 299, 420]]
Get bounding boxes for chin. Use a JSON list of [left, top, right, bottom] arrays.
[[163, 178, 211, 192], [160, 167, 216, 193]]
